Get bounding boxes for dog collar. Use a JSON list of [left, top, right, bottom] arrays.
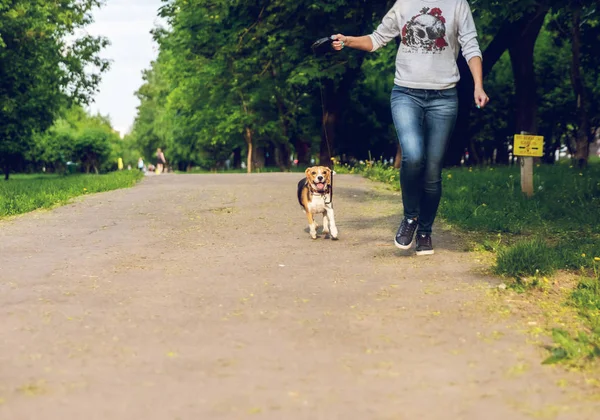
[[310, 188, 329, 195]]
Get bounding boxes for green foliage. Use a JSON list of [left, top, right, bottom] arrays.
[[439, 165, 600, 236], [130, 0, 391, 170], [544, 261, 600, 366], [29, 119, 76, 174], [571, 274, 600, 320], [337, 160, 401, 187], [26, 105, 124, 174], [0, 0, 109, 178], [74, 128, 113, 173], [495, 239, 555, 279], [542, 328, 600, 366], [0, 171, 143, 218], [112, 134, 142, 170], [127, 0, 600, 170], [339, 162, 600, 246]]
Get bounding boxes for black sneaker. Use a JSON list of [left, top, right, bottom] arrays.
[[394, 217, 418, 250], [416, 233, 434, 256]]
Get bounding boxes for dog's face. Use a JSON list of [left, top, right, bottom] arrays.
[[305, 166, 331, 192]]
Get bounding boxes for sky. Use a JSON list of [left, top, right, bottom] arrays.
[[84, 0, 166, 137]]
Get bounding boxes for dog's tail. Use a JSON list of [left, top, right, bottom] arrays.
[[297, 178, 307, 208]]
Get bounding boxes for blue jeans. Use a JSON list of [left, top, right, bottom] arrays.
[[390, 85, 458, 234]]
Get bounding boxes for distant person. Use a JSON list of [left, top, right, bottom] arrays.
[[137, 157, 144, 171], [117, 157, 124, 171], [156, 148, 166, 174]]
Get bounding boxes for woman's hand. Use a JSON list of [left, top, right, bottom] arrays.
[[331, 34, 347, 51], [331, 34, 373, 52], [474, 86, 489, 109]]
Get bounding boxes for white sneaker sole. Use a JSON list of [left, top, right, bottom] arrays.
[[415, 249, 435, 256], [394, 237, 414, 250]]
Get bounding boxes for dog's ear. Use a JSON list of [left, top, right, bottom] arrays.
[[305, 167, 313, 180], [323, 167, 332, 183]]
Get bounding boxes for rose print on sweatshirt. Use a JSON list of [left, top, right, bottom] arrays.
[[401, 7, 448, 53]]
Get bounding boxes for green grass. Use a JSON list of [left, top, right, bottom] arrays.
[[337, 159, 600, 365], [544, 264, 600, 366], [494, 238, 555, 279], [338, 161, 600, 272], [440, 164, 600, 274], [0, 171, 143, 218]]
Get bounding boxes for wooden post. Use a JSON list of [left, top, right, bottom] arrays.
[[520, 156, 534, 197], [520, 131, 534, 197]]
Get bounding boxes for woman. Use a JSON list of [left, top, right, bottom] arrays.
[[332, 0, 489, 255]]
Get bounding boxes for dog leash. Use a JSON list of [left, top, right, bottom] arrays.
[[311, 36, 336, 207]]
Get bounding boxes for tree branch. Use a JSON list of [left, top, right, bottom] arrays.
[[238, 6, 265, 47]]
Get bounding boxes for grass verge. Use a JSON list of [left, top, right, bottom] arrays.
[[0, 171, 143, 218], [337, 160, 600, 367]]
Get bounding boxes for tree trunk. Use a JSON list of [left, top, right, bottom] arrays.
[[244, 127, 253, 174], [446, 56, 473, 166], [318, 0, 373, 167], [254, 146, 265, 170], [239, 91, 255, 174], [570, 2, 591, 168], [271, 69, 292, 171], [3, 165, 9, 181], [275, 142, 290, 171], [508, 9, 547, 136], [295, 137, 310, 166], [446, 7, 549, 166], [233, 147, 242, 169]]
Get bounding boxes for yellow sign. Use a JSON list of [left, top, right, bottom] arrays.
[[514, 134, 544, 157]]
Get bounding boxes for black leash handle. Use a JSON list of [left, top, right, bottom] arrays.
[[311, 35, 335, 54]]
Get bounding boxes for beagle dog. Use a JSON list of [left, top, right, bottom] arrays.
[[297, 166, 338, 240]]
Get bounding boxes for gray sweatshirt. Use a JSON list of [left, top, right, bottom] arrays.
[[369, 0, 482, 90]]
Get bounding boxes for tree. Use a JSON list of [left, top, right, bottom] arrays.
[[445, 1, 552, 165], [131, 0, 600, 171], [566, 0, 597, 166], [74, 127, 112, 173], [542, 2, 599, 166], [131, 0, 394, 171], [29, 119, 76, 174], [0, 0, 109, 179]]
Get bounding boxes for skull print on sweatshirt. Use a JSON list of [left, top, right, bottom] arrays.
[[402, 7, 448, 52]]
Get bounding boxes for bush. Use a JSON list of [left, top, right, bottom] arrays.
[[74, 128, 113, 173]]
